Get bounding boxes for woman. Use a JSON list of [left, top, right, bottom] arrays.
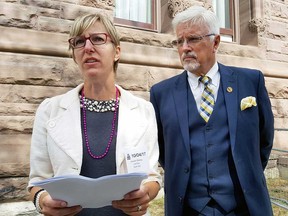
[[28, 13, 161, 216]]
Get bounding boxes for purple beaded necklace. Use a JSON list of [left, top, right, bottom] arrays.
[[81, 87, 119, 159]]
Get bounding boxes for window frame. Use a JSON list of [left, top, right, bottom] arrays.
[[219, 0, 234, 38], [114, 0, 157, 32]]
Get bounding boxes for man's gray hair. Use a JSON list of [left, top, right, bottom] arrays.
[[172, 6, 220, 35]]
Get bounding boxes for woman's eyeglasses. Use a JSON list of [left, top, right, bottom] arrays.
[[68, 33, 112, 49]]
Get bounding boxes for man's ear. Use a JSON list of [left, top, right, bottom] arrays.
[[213, 34, 221, 53]]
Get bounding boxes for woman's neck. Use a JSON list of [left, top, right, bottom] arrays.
[[83, 82, 116, 101]]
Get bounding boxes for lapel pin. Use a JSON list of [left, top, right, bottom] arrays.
[[227, 87, 233, 93]]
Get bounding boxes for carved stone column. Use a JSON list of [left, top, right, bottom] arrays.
[[167, 0, 194, 18]]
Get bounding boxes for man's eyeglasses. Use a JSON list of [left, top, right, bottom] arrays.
[[68, 33, 112, 49], [172, 34, 215, 47]]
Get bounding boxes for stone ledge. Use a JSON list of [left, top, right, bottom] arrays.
[[0, 201, 40, 216]]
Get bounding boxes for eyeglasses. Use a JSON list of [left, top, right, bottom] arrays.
[[68, 33, 112, 49], [172, 34, 215, 47]]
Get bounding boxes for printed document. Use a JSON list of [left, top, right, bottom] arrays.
[[31, 173, 147, 208]]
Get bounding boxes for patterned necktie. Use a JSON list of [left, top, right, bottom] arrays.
[[199, 76, 215, 122]]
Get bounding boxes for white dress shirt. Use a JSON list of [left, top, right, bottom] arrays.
[[187, 62, 220, 112]]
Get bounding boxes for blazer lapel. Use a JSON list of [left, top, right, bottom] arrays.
[[173, 71, 191, 155], [219, 63, 238, 151], [47, 85, 83, 169], [114, 85, 144, 173]]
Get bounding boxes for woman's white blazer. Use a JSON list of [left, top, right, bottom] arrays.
[[28, 84, 161, 189]]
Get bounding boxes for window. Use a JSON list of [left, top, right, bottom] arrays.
[[212, 0, 234, 42], [114, 0, 157, 31]]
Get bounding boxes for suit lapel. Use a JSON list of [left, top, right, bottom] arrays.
[[219, 63, 238, 151], [173, 71, 191, 154]]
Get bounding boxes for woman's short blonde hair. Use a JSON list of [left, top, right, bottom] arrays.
[[69, 13, 120, 72]]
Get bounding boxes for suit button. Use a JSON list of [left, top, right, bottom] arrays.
[[208, 160, 213, 164], [206, 125, 213, 130], [48, 121, 56, 128], [184, 168, 190, 173], [178, 196, 183, 203]]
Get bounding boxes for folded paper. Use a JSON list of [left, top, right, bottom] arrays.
[[31, 173, 147, 208]]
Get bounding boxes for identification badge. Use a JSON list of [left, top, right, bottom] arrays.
[[125, 146, 149, 173]]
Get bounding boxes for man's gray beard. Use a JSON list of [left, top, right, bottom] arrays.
[[183, 62, 200, 72]]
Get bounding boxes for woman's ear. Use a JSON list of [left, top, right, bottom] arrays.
[[114, 45, 121, 62]]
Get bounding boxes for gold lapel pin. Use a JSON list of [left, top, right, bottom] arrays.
[[227, 87, 233, 93]]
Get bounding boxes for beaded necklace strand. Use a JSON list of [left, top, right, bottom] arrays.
[[81, 87, 119, 159]]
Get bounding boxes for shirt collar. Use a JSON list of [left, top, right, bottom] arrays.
[[187, 62, 219, 89]]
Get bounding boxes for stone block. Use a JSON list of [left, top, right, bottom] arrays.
[[0, 2, 37, 28], [277, 158, 288, 180], [267, 20, 287, 37], [264, 167, 280, 179], [60, 2, 113, 20], [274, 118, 288, 130], [267, 52, 288, 63], [121, 41, 182, 69], [278, 165, 288, 180], [0, 116, 33, 133], [271, 99, 288, 118], [79, 0, 114, 10], [0, 52, 82, 87], [0, 177, 29, 201], [270, 1, 288, 19], [0, 103, 38, 116], [266, 77, 288, 99], [20, 0, 61, 10], [273, 129, 288, 151], [218, 42, 265, 59], [0, 84, 72, 104], [217, 55, 288, 79], [118, 64, 181, 91], [0, 162, 30, 177], [148, 67, 182, 87], [266, 38, 284, 53], [117, 26, 174, 48], [279, 156, 288, 166], [0, 144, 30, 166], [0, 201, 39, 216], [38, 16, 72, 33], [117, 64, 149, 91], [0, 26, 68, 56], [0, 134, 29, 179], [266, 158, 278, 169]]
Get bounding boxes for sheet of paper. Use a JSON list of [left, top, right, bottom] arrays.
[[31, 173, 147, 208]]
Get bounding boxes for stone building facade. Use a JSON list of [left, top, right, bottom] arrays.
[[0, 0, 287, 205]]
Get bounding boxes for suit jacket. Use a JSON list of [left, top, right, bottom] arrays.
[[150, 63, 274, 216], [28, 84, 161, 189]]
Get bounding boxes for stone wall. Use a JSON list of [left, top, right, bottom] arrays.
[[0, 0, 288, 203]]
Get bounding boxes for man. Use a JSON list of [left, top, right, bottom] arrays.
[[150, 6, 274, 216]]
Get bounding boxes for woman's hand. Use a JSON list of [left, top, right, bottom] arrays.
[[112, 186, 150, 215], [39, 192, 82, 216], [112, 181, 160, 215]]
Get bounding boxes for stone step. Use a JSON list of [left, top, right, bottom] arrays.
[[0, 201, 40, 216]]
